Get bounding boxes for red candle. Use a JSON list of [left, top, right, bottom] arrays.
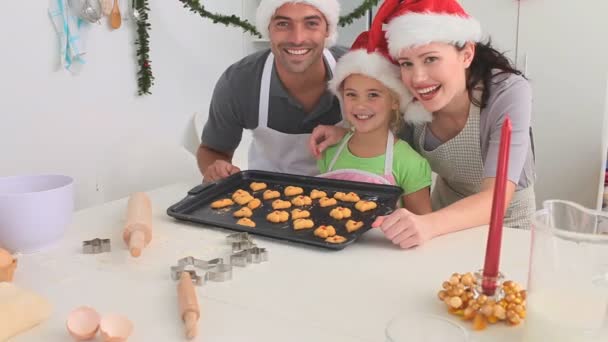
[[482, 116, 512, 296]]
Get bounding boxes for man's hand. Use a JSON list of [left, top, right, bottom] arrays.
[[203, 160, 240, 183]]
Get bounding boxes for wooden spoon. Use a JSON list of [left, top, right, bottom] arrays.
[[110, 0, 121, 29]]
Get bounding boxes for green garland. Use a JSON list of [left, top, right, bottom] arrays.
[[134, 0, 154, 95], [339, 0, 381, 26], [135, 0, 380, 95], [178, 0, 262, 38]]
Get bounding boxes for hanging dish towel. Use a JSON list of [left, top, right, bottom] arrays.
[[48, 0, 87, 73]]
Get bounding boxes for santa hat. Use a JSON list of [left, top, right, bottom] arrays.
[[384, 0, 483, 58], [328, 0, 431, 124], [255, 0, 340, 47]]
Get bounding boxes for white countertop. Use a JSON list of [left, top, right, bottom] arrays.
[[10, 182, 531, 342]]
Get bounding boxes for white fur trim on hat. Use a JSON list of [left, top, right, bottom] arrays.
[[328, 49, 413, 114], [404, 100, 433, 124], [256, 0, 340, 47], [386, 12, 482, 58]]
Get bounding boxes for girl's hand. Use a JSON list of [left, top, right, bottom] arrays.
[[309, 125, 348, 159], [372, 209, 434, 249]]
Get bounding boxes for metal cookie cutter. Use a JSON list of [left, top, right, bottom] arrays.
[[170, 256, 232, 285], [230, 247, 269, 267], [227, 232, 256, 251], [170, 266, 205, 286], [82, 238, 111, 254]]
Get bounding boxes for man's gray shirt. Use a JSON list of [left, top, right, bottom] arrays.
[[202, 46, 348, 154]]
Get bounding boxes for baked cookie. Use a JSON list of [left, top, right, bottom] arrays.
[[211, 198, 234, 209], [291, 209, 310, 220], [232, 189, 251, 200], [325, 235, 347, 244], [319, 197, 338, 207], [284, 186, 304, 197], [293, 218, 314, 230], [314, 225, 336, 238], [335, 192, 360, 202], [263, 190, 281, 200], [247, 198, 262, 210], [345, 220, 364, 233], [329, 207, 352, 220], [249, 182, 267, 192], [310, 189, 327, 199], [272, 199, 292, 210], [234, 194, 254, 206], [233, 207, 253, 218], [355, 200, 377, 212], [236, 217, 256, 228], [267, 210, 289, 223], [291, 195, 312, 207]]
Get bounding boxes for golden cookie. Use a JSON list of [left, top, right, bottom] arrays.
[[293, 218, 314, 230], [284, 186, 303, 197], [267, 210, 289, 223], [334, 192, 346, 201], [342, 192, 361, 202], [232, 189, 251, 200], [272, 199, 292, 210], [326, 235, 347, 244], [291, 209, 310, 220], [314, 225, 336, 238], [330, 207, 352, 220], [247, 198, 262, 210], [345, 220, 364, 233], [310, 189, 327, 199], [211, 198, 234, 209], [233, 207, 253, 218], [291, 195, 312, 207], [263, 190, 281, 200], [319, 197, 338, 207], [236, 217, 256, 227], [234, 194, 254, 205], [355, 200, 377, 212], [249, 182, 267, 192]]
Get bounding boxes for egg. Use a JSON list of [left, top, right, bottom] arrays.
[[0, 248, 13, 268], [66, 306, 100, 341], [99, 314, 133, 341]]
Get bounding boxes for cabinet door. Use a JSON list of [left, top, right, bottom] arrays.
[[458, 0, 518, 62], [517, 0, 608, 209]]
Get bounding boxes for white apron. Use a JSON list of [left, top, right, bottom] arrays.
[[318, 131, 397, 185], [412, 102, 536, 229], [248, 49, 337, 176]]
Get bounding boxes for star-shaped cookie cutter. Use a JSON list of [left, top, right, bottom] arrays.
[[82, 238, 111, 254], [170, 256, 233, 285]]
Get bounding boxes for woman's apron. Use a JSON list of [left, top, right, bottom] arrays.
[[412, 103, 535, 229]]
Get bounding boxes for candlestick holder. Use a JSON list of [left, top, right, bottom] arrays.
[[437, 270, 526, 331]]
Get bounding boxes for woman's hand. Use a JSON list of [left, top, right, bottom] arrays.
[[308, 125, 348, 159], [372, 208, 435, 249]]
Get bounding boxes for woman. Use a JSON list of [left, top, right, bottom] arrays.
[[310, 0, 536, 249]]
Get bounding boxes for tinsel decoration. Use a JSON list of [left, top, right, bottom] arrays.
[[135, 0, 381, 95]]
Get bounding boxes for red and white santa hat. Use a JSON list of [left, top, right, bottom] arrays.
[[255, 0, 340, 47], [383, 0, 483, 58], [328, 0, 431, 124]]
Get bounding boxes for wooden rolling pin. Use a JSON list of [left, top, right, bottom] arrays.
[[122, 192, 152, 257], [178, 272, 200, 339]]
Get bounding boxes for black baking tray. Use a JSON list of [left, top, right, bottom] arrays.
[[167, 170, 403, 250]]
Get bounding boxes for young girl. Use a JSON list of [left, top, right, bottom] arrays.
[[311, 0, 536, 249], [317, 30, 432, 215]]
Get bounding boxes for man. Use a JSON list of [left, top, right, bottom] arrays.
[[197, 0, 347, 182]]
